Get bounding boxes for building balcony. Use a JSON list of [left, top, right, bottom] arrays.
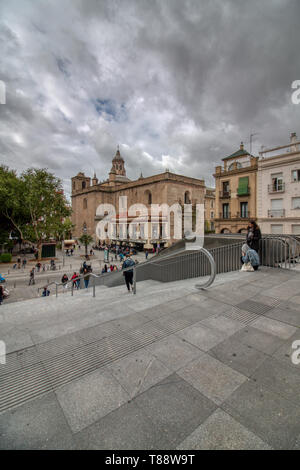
[[268, 209, 285, 218], [219, 212, 231, 220], [219, 190, 231, 199], [236, 211, 251, 219], [237, 187, 250, 197], [268, 183, 285, 193]]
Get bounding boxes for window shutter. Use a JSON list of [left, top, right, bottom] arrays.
[[237, 177, 249, 195]]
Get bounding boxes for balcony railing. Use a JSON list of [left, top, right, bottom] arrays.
[[268, 183, 285, 193], [220, 190, 231, 199], [219, 212, 231, 219], [236, 212, 251, 219], [268, 209, 285, 217], [237, 187, 250, 196]]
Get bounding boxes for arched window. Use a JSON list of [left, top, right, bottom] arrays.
[[82, 181, 86, 189], [83, 198, 87, 209], [184, 191, 191, 204], [228, 162, 242, 171], [73, 181, 76, 190]]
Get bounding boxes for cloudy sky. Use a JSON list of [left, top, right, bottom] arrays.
[[1, 0, 300, 198]]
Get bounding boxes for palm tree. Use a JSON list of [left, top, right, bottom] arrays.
[[79, 234, 93, 257]]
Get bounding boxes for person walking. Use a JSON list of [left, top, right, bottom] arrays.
[[83, 268, 90, 288], [246, 220, 261, 253], [61, 273, 68, 288], [122, 254, 135, 292], [145, 250, 149, 260], [28, 268, 35, 286], [71, 272, 78, 289]]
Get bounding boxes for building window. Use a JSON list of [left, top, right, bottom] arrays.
[[240, 202, 248, 218], [83, 198, 87, 209], [82, 181, 86, 189], [211, 211, 214, 219], [145, 190, 152, 205], [271, 224, 283, 234], [237, 176, 249, 196], [271, 173, 284, 191], [222, 203, 229, 219], [210, 200, 214, 208], [292, 197, 300, 209], [222, 181, 230, 196], [228, 161, 242, 171], [184, 191, 191, 204], [292, 170, 300, 182], [73, 181, 75, 190], [292, 225, 300, 235]]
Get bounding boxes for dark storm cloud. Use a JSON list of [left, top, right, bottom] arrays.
[[0, 0, 299, 198]]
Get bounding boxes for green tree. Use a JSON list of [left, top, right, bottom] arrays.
[[79, 234, 93, 257], [0, 166, 71, 253], [21, 168, 71, 251], [0, 165, 30, 241]]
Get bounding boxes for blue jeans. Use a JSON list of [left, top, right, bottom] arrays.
[[84, 279, 89, 288]]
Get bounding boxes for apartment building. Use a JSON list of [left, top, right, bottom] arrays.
[[257, 133, 300, 235], [214, 143, 258, 233]]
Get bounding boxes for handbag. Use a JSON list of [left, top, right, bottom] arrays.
[[241, 262, 254, 272]]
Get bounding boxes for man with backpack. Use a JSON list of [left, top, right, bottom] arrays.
[[122, 254, 135, 292]]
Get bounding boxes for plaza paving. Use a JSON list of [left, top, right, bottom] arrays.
[[0, 267, 299, 449]]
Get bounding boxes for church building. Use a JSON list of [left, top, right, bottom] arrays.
[[71, 148, 208, 249]]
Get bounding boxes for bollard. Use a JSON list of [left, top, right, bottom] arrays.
[[93, 276, 95, 298], [55, 284, 58, 297]]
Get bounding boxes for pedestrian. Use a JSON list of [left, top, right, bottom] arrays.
[[83, 268, 90, 288], [28, 268, 35, 285], [145, 250, 149, 260], [122, 254, 135, 292], [246, 220, 261, 253], [71, 272, 78, 289], [17, 257, 21, 269], [61, 273, 68, 288], [241, 243, 260, 271], [42, 286, 50, 297], [22, 258, 27, 268], [0, 284, 4, 305]]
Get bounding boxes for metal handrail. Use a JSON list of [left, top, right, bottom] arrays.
[[38, 247, 218, 298]]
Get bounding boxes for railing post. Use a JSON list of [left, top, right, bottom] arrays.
[[133, 266, 136, 294], [55, 284, 58, 297], [71, 282, 74, 296], [93, 276, 95, 298]]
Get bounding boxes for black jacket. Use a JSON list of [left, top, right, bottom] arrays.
[[246, 227, 261, 252]]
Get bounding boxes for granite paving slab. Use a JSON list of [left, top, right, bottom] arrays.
[[222, 380, 300, 449], [176, 408, 271, 450], [132, 373, 217, 449], [0, 393, 76, 450], [177, 354, 248, 405], [209, 337, 268, 377], [55, 368, 130, 433]]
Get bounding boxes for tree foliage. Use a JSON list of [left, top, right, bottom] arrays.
[[0, 165, 72, 245]]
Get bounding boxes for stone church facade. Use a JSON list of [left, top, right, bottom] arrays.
[[71, 149, 207, 249]]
